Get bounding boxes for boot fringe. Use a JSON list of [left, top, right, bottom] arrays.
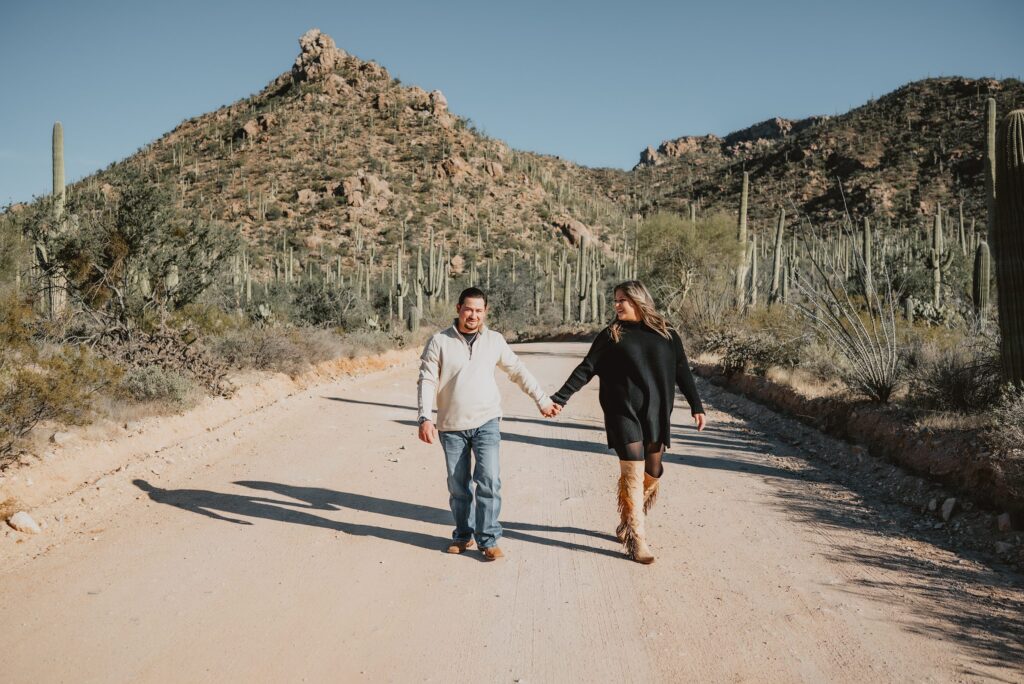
[[616, 471, 630, 543], [643, 477, 660, 515]]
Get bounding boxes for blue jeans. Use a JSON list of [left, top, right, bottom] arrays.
[[438, 417, 502, 548]]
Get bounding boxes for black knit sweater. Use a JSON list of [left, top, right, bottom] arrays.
[[551, 321, 704, 450]]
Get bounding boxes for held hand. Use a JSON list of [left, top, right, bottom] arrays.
[[540, 403, 562, 418], [694, 413, 707, 431], [418, 420, 438, 444]]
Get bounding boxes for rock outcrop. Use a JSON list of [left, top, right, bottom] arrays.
[[292, 29, 347, 83]]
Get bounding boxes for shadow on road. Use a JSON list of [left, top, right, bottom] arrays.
[[132, 479, 620, 559], [772, 485, 1024, 675]]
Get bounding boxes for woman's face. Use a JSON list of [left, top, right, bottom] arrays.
[[613, 290, 640, 321]]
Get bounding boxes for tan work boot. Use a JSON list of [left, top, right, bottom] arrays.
[[481, 546, 504, 561], [620, 461, 655, 564], [446, 539, 476, 554]]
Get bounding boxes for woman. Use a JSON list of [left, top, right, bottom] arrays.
[[551, 280, 707, 564]]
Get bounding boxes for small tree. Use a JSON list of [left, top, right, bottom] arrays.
[[51, 170, 240, 335]]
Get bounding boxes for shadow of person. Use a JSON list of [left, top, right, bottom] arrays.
[[234, 481, 621, 555], [132, 479, 445, 552]]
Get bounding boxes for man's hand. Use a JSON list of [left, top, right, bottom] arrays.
[[540, 402, 562, 418], [418, 419, 438, 444], [694, 412, 707, 431]]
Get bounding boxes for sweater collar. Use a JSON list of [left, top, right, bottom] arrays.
[[451, 320, 487, 338]]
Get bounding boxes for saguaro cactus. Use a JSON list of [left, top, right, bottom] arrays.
[[973, 239, 991, 319], [562, 262, 573, 323], [926, 206, 954, 308], [768, 207, 785, 306], [994, 110, 1024, 383], [986, 98, 998, 237], [734, 171, 749, 309], [747, 235, 758, 307], [862, 217, 874, 297], [53, 122, 65, 219]]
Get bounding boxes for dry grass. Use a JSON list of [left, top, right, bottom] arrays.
[[0, 496, 23, 520], [764, 366, 845, 399], [914, 412, 989, 431]]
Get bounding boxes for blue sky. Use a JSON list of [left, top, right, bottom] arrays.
[[1, 0, 1021, 206]]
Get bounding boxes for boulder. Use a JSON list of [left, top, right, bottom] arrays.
[[997, 512, 1013, 532], [296, 188, 318, 204], [436, 156, 473, 183], [941, 497, 956, 522], [637, 146, 661, 167], [430, 90, 448, 114], [7, 511, 41, 535], [551, 216, 595, 247]]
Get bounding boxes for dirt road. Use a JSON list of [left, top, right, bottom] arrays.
[[2, 342, 1022, 683]]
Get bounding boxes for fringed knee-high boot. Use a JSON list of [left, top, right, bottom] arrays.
[[619, 461, 655, 564]]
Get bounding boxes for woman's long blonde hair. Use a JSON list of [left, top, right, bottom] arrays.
[[609, 280, 673, 342]]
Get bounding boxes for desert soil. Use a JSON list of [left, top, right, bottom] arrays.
[[1, 341, 1022, 683]]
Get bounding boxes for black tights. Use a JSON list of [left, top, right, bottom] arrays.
[[613, 441, 664, 478]]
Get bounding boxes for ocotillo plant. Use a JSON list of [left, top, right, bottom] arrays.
[[994, 110, 1024, 383], [735, 171, 749, 309], [973, 239, 991, 320]]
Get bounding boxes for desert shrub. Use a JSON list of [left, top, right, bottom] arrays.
[[703, 329, 804, 376], [905, 337, 1002, 412], [291, 280, 375, 329], [0, 292, 118, 464], [981, 385, 1024, 499], [212, 325, 347, 376], [118, 366, 194, 405], [984, 385, 1024, 454]]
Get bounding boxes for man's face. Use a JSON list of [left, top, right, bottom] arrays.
[[456, 297, 487, 332]]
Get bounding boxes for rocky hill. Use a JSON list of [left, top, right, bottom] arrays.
[[625, 77, 1024, 234], [63, 29, 631, 284]]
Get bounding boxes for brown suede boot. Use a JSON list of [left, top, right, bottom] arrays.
[[619, 461, 655, 564], [446, 539, 476, 554], [643, 472, 660, 515]]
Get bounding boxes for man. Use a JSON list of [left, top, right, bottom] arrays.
[[417, 287, 559, 561]]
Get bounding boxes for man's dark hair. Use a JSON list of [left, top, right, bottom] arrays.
[[458, 287, 488, 306]]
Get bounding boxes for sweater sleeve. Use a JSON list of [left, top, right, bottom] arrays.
[[551, 330, 610, 405], [416, 335, 441, 421], [497, 335, 552, 410], [672, 330, 704, 415]]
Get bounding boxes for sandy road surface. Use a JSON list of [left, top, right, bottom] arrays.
[[2, 342, 1022, 683]]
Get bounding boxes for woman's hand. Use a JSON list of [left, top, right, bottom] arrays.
[[694, 413, 707, 431]]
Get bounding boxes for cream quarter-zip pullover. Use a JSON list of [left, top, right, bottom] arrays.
[[417, 323, 553, 431]]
